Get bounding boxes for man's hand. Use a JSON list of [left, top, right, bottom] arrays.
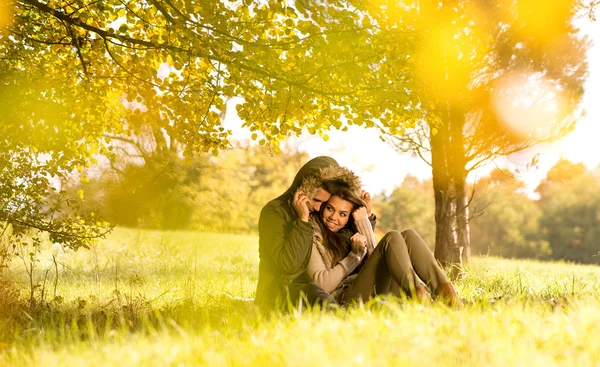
[[361, 190, 373, 216], [292, 190, 311, 222]]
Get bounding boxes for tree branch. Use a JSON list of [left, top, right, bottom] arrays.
[[7, 217, 112, 241], [149, 0, 176, 24], [20, 0, 368, 97]]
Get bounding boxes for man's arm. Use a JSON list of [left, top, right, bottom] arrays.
[[361, 190, 376, 231], [368, 213, 377, 231], [259, 204, 314, 275]]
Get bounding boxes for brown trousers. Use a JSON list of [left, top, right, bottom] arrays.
[[341, 229, 448, 304]]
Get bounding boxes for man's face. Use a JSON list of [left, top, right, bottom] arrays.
[[308, 188, 331, 212]]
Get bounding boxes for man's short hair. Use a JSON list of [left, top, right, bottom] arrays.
[[321, 179, 350, 196]]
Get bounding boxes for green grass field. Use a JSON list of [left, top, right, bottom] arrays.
[[1, 227, 600, 366]]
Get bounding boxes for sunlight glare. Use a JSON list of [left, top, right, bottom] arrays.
[[508, 0, 575, 44], [491, 70, 568, 140], [415, 5, 488, 103], [0, 1, 13, 30]]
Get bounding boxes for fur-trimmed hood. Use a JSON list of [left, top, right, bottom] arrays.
[[277, 156, 362, 200], [298, 165, 362, 198], [279, 156, 339, 200]]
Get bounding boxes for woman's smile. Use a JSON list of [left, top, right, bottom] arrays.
[[325, 219, 338, 230]]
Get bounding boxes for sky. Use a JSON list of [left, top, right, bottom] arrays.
[[225, 13, 600, 198]]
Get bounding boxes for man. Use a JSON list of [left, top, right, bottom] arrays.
[[255, 156, 347, 310]]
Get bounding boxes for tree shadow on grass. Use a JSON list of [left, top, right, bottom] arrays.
[[0, 286, 264, 347]]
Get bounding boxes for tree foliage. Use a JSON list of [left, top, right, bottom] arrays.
[[380, 0, 588, 265], [0, 0, 378, 256], [537, 160, 600, 264], [6, 0, 413, 152], [465, 162, 600, 264], [2, 0, 417, 255], [382, 163, 600, 264], [0, 51, 113, 259]]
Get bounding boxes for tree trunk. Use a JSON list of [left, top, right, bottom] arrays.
[[431, 104, 471, 273], [431, 118, 459, 267], [455, 178, 471, 263], [449, 106, 470, 269]]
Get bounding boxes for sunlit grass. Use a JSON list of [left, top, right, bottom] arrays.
[[1, 227, 600, 366]]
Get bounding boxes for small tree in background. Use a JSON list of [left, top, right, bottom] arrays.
[[537, 160, 600, 264], [376, 176, 436, 247], [469, 169, 550, 259]]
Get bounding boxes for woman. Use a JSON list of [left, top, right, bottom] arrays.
[[306, 188, 463, 307]]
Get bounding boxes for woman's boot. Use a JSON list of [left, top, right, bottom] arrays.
[[414, 285, 432, 304], [434, 282, 464, 309]]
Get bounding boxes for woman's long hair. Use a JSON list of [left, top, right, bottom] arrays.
[[318, 188, 366, 264]]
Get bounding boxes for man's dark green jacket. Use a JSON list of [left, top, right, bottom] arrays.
[[255, 156, 338, 310]]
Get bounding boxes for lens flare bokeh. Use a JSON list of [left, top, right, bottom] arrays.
[[492, 70, 568, 140]]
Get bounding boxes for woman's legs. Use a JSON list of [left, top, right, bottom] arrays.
[[401, 229, 463, 307], [341, 229, 453, 304], [341, 231, 423, 303], [400, 228, 448, 291]]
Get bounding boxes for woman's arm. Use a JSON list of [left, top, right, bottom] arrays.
[[353, 207, 378, 255], [306, 242, 363, 294]]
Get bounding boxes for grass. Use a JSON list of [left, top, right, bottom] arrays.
[[1, 227, 600, 366]]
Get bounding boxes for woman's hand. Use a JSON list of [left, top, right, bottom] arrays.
[[350, 233, 367, 247], [352, 206, 368, 220], [350, 233, 368, 258], [292, 190, 310, 222], [361, 190, 373, 216]]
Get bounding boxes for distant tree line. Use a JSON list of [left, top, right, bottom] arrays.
[[64, 135, 308, 234], [376, 159, 600, 265]]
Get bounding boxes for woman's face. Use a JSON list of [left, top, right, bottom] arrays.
[[321, 195, 353, 232]]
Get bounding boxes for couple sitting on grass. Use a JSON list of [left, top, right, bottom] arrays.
[[255, 156, 463, 311]]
